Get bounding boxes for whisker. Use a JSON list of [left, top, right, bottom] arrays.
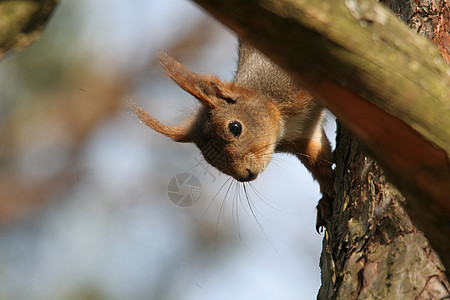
[[268, 161, 285, 172], [231, 180, 242, 240], [271, 154, 298, 166], [233, 181, 253, 250], [242, 183, 278, 254], [248, 183, 286, 214], [252, 141, 335, 167], [214, 178, 235, 250], [219, 178, 234, 227], [236, 182, 250, 220], [243, 183, 270, 222], [202, 177, 232, 221], [295, 152, 333, 165]]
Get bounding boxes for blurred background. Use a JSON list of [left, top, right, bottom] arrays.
[[0, 1, 336, 299]]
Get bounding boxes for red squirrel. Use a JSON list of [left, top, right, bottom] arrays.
[[132, 40, 335, 231]]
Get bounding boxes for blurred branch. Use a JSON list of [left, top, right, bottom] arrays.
[[146, 17, 225, 71], [0, 0, 58, 58], [0, 73, 126, 224]]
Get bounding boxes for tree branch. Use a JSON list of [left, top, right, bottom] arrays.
[[0, 0, 58, 58]]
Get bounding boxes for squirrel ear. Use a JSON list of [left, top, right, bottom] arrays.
[[131, 101, 193, 143], [158, 53, 220, 108]]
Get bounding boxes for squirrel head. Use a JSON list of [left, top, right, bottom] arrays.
[[134, 54, 284, 182]]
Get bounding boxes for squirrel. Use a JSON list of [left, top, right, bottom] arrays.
[[132, 40, 335, 231]]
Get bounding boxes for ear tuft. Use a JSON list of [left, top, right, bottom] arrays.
[[129, 99, 192, 143], [158, 53, 220, 108]]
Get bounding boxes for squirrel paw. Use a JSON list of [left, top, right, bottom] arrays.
[[316, 194, 333, 233]]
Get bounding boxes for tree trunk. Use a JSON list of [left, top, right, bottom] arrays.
[[318, 126, 449, 299], [319, 1, 450, 298]]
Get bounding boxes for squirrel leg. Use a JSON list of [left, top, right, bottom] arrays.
[[297, 129, 334, 195], [294, 129, 335, 232]]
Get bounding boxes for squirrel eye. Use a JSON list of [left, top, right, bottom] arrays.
[[228, 121, 242, 137], [221, 96, 235, 104]]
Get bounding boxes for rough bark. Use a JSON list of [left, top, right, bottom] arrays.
[[318, 1, 450, 298], [318, 127, 449, 299], [382, 0, 450, 63], [191, 0, 450, 277], [0, 0, 58, 58]]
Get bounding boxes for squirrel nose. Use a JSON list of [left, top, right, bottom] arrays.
[[237, 169, 257, 182], [246, 169, 257, 181]]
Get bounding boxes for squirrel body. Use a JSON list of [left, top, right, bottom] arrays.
[[133, 40, 335, 230]]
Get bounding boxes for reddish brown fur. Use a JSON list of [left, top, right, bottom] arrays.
[[132, 101, 192, 142], [133, 42, 335, 230]]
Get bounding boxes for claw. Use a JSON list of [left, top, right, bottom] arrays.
[[316, 194, 332, 234]]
